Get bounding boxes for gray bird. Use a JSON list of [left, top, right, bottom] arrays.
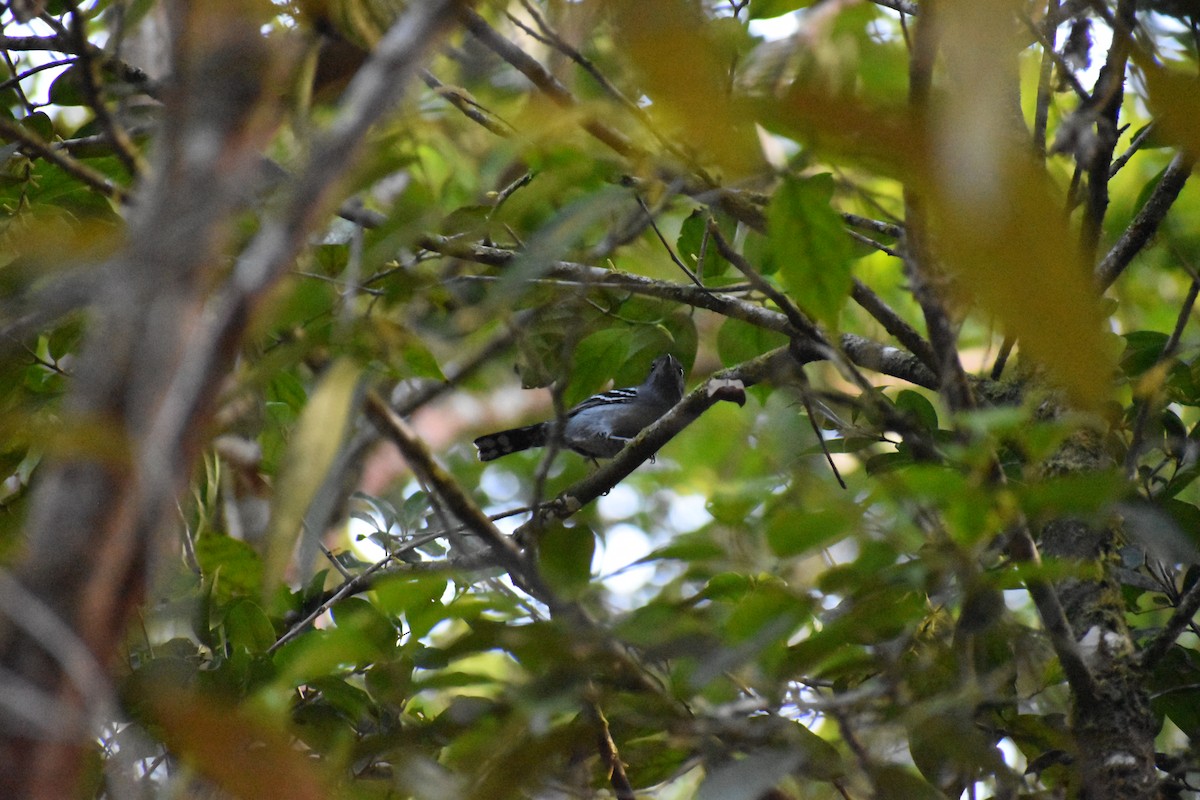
[[473, 354, 686, 461]]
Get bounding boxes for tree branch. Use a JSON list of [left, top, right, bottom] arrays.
[[1006, 523, 1098, 702], [456, 6, 641, 160], [419, 234, 939, 389], [1095, 151, 1195, 291], [363, 390, 680, 702], [363, 390, 545, 599], [850, 279, 939, 374], [0, 3, 465, 794], [1079, 0, 1136, 266]]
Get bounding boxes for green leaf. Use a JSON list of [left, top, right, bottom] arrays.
[[676, 209, 732, 279], [768, 173, 855, 327], [697, 748, 804, 800], [868, 764, 946, 800], [638, 534, 725, 565], [750, 0, 819, 20], [1150, 647, 1200, 739], [895, 389, 938, 431], [273, 625, 387, 687], [330, 596, 397, 655], [364, 657, 414, 704], [566, 327, 630, 406], [1121, 331, 1169, 378], [48, 66, 87, 107], [536, 522, 595, 597], [21, 111, 55, 143], [766, 505, 855, 557], [717, 316, 789, 367], [195, 535, 264, 600], [304, 675, 374, 719], [373, 574, 448, 616], [222, 599, 276, 654]]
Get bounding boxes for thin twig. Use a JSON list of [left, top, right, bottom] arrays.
[[1079, 0, 1137, 266], [420, 234, 939, 389], [870, 0, 918, 14], [0, 56, 76, 95], [1022, 9, 1092, 106], [364, 391, 547, 594], [364, 390, 676, 700], [318, 539, 354, 580], [990, 336, 1015, 380], [637, 195, 709, 291], [457, 6, 641, 160], [849, 278, 939, 374], [269, 549, 402, 653], [455, 7, 772, 232], [420, 68, 515, 137], [1110, 123, 1154, 178], [795, 369, 846, 489], [1143, 574, 1200, 670], [706, 221, 820, 340], [847, 229, 901, 258], [842, 212, 904, 240], [1006, 522, 1098, 701], [0, 115, 124, 201]]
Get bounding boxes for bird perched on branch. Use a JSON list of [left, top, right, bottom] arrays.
[[474, 354, 686, 461]]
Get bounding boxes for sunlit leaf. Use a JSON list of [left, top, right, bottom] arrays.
[[749, 0, 819, 19], [263, 359, 362, 593]]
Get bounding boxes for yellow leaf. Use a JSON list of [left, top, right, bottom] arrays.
[[925, 0, 1112, 410], [756, 0, 1114, 408], [264, 359, 361, 591], [1133, 51, 1200, 158], [148, 687, 329, 800], [607, 0, 763, 177]]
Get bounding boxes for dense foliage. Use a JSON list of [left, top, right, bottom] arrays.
[[2, 1, 1200, 798]]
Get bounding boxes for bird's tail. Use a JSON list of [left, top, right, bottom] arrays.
[[473, 423, 547, 461]]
